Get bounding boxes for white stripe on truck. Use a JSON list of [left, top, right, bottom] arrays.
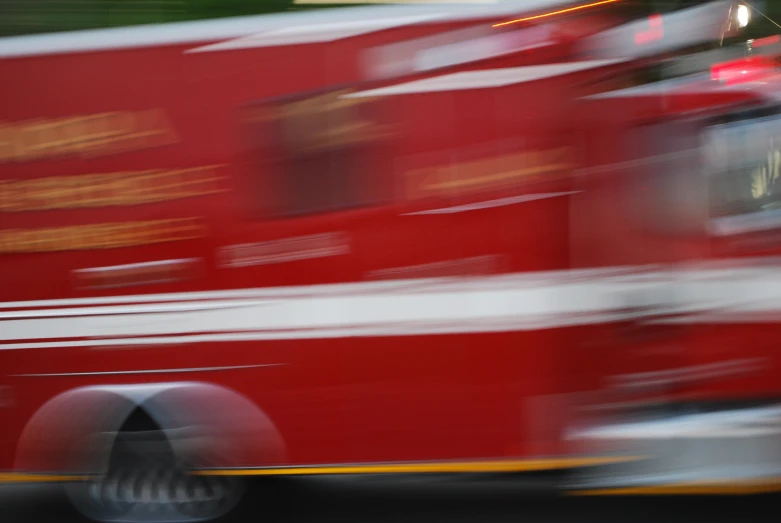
[[6, 263, 781, 349]]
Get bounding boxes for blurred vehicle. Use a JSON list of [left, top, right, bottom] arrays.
[[0, 0, 770, 521]]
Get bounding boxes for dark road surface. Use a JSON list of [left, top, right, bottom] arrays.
[[1, 475, 768, 523]]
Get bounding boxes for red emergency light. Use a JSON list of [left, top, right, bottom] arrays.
[[634, 14, 663, 45], [752, 35, 780, 48], [711, 55, 776, 85]]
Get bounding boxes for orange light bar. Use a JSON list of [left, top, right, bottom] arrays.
[[493, 0, 621, 28]]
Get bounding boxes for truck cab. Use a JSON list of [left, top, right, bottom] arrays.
[[569, 50, 781, 492]]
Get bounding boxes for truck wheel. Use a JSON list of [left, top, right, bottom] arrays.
[[65, 425, 245, 522]]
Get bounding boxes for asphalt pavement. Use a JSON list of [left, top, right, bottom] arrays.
[[0, 475, 769, 523]]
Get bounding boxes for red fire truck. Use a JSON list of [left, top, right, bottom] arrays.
[[0, 0, 774, 521]]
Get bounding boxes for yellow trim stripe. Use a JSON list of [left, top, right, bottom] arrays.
[[570, 480, 781, 496], [0, 456, 641, 483], [192, 456, 641, 476], [0, 472, 89, 483]]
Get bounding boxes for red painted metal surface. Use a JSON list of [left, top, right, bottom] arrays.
[[1, 3, 779, 477]]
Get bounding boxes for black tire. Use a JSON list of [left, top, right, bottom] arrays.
[[65, 428, 246, 523]]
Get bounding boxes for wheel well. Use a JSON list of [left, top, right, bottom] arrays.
[[117, 406, 162, 433], [109, 406, 174, 469], [16, 383, 287, 474]]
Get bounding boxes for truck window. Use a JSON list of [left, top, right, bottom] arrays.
[[245, 88, 392, 220], [703, 107, 781, 236]]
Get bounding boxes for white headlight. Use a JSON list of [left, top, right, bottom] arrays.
[[737, 4, 750, 28]]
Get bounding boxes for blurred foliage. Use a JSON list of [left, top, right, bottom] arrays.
[[0, 0, 336, 37], [0, 0, 779, 39]]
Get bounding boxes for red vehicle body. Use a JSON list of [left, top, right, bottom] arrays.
[[0, 0, 776, 520]]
